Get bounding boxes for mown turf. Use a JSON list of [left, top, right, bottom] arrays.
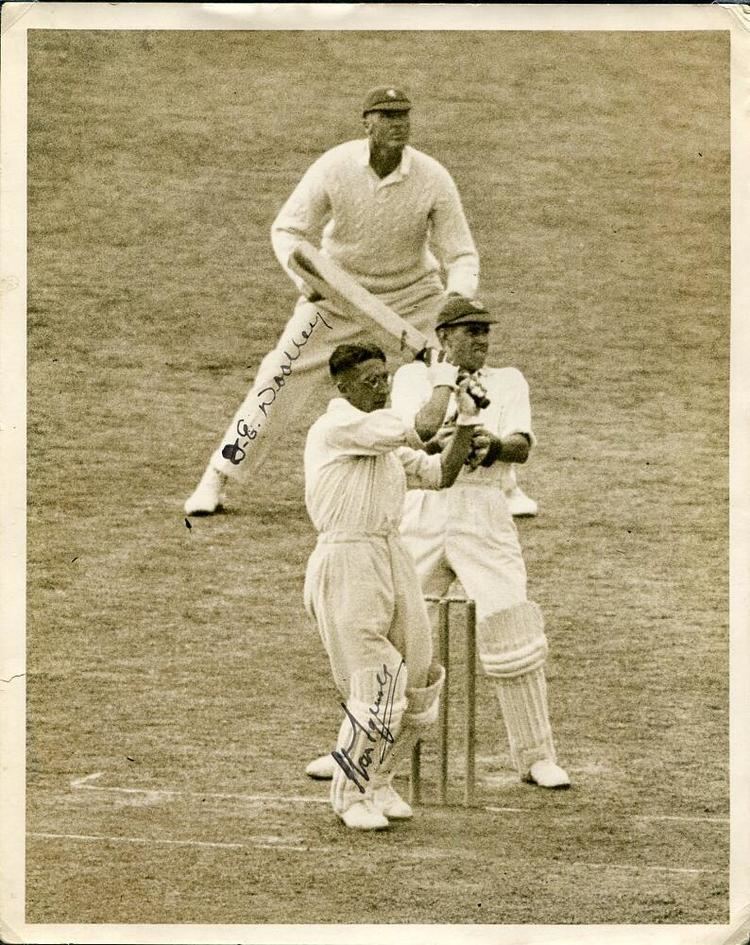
[[25, 28, 729, 925]]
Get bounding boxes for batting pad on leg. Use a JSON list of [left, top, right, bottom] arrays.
[[373, 662, 445, 786], [479, 601, 548, 678], [479, 602, 557, 776], [330, 664, 408, 815]]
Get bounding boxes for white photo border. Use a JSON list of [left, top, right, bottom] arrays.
[[1, 3, 748, 944]]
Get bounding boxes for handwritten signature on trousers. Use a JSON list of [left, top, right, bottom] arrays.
[[332, 660, 405, 794], [221, 307, 334, 466]]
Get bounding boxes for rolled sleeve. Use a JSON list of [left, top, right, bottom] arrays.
[[497, 368, 536, 444]]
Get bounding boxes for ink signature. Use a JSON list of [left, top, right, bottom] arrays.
[[331, 660, 405, 794], [221, 308, 334, 465]]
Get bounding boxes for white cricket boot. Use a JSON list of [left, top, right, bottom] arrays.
[[184, 465, 228, 515], [481, 602, 570, 787], [338, 798, 389, 831], [370, 662, 445, 814], [373, 782, 413, 820], [526, 758, 571, 789], [504, 485, 538, 518], [305, 753, 336, 780]]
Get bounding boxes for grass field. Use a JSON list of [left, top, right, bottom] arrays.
[[24, 27, 730, 927]]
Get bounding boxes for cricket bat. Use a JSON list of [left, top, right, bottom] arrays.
[[288, 241, 432, 356]]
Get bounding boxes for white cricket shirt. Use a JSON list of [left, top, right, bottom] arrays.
[[304, 398, 442, 534]]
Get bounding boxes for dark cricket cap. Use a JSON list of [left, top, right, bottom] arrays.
[[435, 296, 498, 329], [361, 86, 412, 115]]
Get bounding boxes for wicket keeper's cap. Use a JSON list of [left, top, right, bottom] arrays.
[[362, 86, 412, 115], [436, 296, 498, 329]]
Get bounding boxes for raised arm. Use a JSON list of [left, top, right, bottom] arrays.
[[390, 358, 459, 443], [437, 379, 481, 487], [326, 406, 424, 456]]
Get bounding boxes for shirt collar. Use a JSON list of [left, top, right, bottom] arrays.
[[356, 139, 370, 166], [329, 396, 363, 417], [329, 397, 397, 420], [356, 139, 412, 177]]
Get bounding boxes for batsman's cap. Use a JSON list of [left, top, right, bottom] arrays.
[[436, 296, 498, 329], [362, 86, 412, 115]]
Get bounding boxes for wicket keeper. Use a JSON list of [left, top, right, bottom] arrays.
[[393, 296, 570, 789]]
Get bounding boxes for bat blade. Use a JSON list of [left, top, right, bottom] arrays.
[[289, 241, 432, 356]]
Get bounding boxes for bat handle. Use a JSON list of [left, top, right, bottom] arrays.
[[414, 345, 438, 363], [457, 370, 490, 409]]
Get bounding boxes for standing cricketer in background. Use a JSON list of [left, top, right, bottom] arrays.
[[303, 342, 481, 830], [184, 85, 536, 518], [393, 296, 570, 789]]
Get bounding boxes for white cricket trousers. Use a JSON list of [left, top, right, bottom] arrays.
[[303, 531, 434, 698], [400, 481, 528, 621], [209, 274, 444, 480]]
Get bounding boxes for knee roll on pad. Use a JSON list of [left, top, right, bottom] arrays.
[[479, 601, 548, 679]]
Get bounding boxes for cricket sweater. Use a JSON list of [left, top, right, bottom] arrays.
[[272, 139, 479, 298]]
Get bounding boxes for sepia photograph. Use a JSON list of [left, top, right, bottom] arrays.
[[1, 3, 748, 943]]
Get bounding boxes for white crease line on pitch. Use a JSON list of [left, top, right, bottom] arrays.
[[70, 771, 104, 788], [28, 831, 329, 853], [28, 832, 721, 874], [484, 805, 726, 825], [483, 805, 535, 813], [70, 775, 729, 826], [566, 861, 720, 876], [635, 813, 729, 824], [32, 829, 450, 861], [70, 775, 329, 805]]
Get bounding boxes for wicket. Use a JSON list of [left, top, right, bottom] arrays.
[[410, 596, 477, 807]]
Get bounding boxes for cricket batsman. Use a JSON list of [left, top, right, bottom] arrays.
[[303, 342, 481, 829]]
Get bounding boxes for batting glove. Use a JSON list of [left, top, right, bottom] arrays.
[[455, 379, 482, 426], [426, 350, 459, 389], [465, 428, 492, 469]]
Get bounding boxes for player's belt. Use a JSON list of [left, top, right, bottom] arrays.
[[317, 526, 400, 544], [454, 477, 503, 488]]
